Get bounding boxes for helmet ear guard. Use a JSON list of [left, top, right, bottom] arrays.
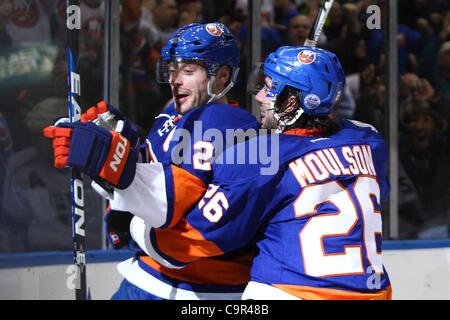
[[206, 65, 240, 103]]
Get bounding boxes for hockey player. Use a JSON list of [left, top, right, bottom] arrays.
[[121, 45, 393, 299], [43, 23, 259, 299]]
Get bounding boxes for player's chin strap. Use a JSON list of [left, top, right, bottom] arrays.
[[270, 94, 305, 133], [206, 67, 240, 104]]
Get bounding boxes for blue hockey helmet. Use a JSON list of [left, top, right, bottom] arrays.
[[262, 46, 346, 118], [157, 23, 240, 102]]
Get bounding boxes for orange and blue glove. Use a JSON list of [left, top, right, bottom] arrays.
[[43, 121, 138, 189]]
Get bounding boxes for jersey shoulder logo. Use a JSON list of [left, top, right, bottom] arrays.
[[156, 113, 178, 136]]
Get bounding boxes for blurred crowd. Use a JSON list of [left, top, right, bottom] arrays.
[[0, 0, 449, 253]]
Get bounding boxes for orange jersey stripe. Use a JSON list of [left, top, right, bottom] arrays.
[[154, 218, 224, 262], [273, 284, 392, 300], [140, 254, 252, 285], [168, 165, 207, 228]]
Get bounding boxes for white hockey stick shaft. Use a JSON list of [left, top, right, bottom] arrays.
[[304, 0, 335, 47]]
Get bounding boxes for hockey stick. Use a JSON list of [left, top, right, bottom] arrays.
[[66, 0, 87, 300], [304, 0, 335, 47]]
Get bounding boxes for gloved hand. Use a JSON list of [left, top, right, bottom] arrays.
[[81, 101, 139, 148], [104, 206, 134, 249], [43, 121, 138, 189]]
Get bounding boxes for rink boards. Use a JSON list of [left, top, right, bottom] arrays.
[[0, 240, 449, 300]]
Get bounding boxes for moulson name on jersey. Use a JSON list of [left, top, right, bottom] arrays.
[[169, 121, 280, 175], [289, 144, 376, 187]]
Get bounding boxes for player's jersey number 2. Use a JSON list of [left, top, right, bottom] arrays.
[[295, 176, 383, 277]]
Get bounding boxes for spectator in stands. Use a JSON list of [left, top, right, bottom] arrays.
[[147, 0, 179, 45], [323, 0, 346, 42], [272, 0, 299, 35], [398, 102, 450, 239], [421, 40, 450, 98], [285, 14, 325, 46], [286, 14, 311, 46], [437, 42, 450, 95], [296, 0, 323, 22], [398, 0, 450, 33], [0, 0, 61, 151], [53, 0, 106, 106], [119, 0, 170, 134], [363, 0, 424, 76], [1, 0, 54, 46], [353, 61, 386, 135], [322, 1, 363, 75], [1, 97, 104, 252], [237, 9, 283, 60], [177, 0, 203, 27], [420, 9, 450, 93], [399, 72, 450, 136], [0, 0, 13, 45]]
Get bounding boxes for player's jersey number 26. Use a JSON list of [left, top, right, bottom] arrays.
[[295, 176, 383, 277], [197, 176, 383, 278]]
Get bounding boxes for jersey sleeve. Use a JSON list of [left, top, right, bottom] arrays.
[[372, 137, 390, 203], [110, 162, 207, 228], [111, 104, 259, 229], [130, 169, 278, 268]]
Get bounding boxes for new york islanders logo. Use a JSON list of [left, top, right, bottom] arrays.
[[12, 0, 40, 28], [298, 50, 316, 64], [205, 23, 223, 36]]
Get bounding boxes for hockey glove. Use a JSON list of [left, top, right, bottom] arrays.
[[43, 121, 138, 189], [81, 101, 139, 148], [104, 206, 134, 249]]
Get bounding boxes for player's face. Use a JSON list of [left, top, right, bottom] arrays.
[[255, 76, 278, 130], [169, 61, 209, 115]]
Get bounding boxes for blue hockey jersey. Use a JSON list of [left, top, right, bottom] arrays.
[[114, 101, 260, 299], [142, 119, 392, 299]]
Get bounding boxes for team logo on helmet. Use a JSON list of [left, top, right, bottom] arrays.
[[266, 91, 276, 98], [304, 94, 321, 109], [298, 50, 316, 64], [205, 23, 224, 36]]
